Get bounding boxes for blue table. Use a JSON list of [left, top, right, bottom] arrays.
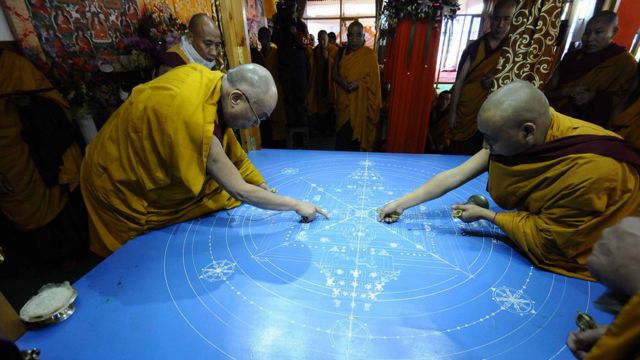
[[17, 150, 612, 359]]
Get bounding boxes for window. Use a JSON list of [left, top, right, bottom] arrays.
[[304, 0, 377, 48]]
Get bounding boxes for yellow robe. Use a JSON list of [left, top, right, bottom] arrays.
[[552, 47, 637, 125], [489, 109, 640, 280], [586, 291, 640, 359], [335, 46, 382, 151], [610, 97, 640, 148], [451, 35, 502, 142], [0, 49, 82, 230], [308, 45, 334, 116], [81, 65, 265, 256], [256, 44, 286, 142]]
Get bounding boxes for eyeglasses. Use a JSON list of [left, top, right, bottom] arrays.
[[239, 90, 269, 124]]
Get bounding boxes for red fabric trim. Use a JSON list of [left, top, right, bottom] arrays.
[[490, 135, 640, 167]]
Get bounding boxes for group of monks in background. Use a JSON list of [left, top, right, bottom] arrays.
[[250, 0, 382, 152], [427, 1, 640, 156], [1, 0, 640, 357]]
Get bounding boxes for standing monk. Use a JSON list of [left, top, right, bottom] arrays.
[[157, 13, 223, 76], [333, 21, 382, 152], [251, 27, 287, 148], [308, 30, 335, 135], [609, 66, 640, 147], [379, 81, 640, 280], [546, 11, 637, 127], [447, 0, 517, 155], [81, 64, 328, 257]]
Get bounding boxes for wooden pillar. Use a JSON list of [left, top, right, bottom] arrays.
[[219, 0, 262, 152]]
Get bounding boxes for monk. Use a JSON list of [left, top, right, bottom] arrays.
[[378, 80, 640, 280], [609, 66, 640, 147], [426, 90, 452, 153], [545, 11, 637, 127], [81, 64, 328, 257], [328, 32, 340, 49], [251, 27, 287, 148], [447, 0, 517, 155], [333, 21, 382, 152], [0, 49, 87, 265], [308, 30, 335, 135], [566, 217, 640, 359], [157, 13, 223, 76]]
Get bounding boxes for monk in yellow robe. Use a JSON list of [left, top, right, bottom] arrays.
[[546, 11, 637, 127], [609, 68, 640, 147], [308, 30, 335, 135], [447, 0, 516, 155], [157, 13, 223, 76], [566, 217, 640, 359], [379, 81, 640, 280], [251, 27, 287, 148], [0, 49, 86, 264], [81, 64, 328, 257], [333, 21, 381, 152]]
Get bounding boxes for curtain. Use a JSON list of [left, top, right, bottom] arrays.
[[612, 0, 640, 49], [492, 0, 562, 89], [384, 18, 441, 154]]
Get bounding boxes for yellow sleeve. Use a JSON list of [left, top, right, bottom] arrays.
[[223, 129, 265, 186]]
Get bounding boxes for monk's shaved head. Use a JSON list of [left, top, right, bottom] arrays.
[[222, 64, 278, 128], [187, 13, 222, 62], [493, 0, 517, 13], [587, 10, 618, 27], [478, 80, 550, 155], [347, 21, 365, 52], [582, 10, 618, 53]]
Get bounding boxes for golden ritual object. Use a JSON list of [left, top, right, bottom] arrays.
[[452, 194, 490, 218], [576, 310, 597, 331]]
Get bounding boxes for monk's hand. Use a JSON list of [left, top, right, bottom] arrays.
[[566, 325, 608, 359], [571, 86, 595, 107], [377, 203, 404, 223], [480, 74, 494, 91], [347, 81, 359, 93], [295, 201, 329, 223], [0, 173, 14, 196], [451, 204, 494, 223]]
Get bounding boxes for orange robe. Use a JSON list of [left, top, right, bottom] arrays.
[[308, 44, 334, 116], [326, 43, 339, 106], [489, 109, 640, 280], [335, 46, 382, 151], [610, 97, 640, 148], [450, 34, 502, 142], [586, 291, 640, 359], [81, 65, 265, 256], [0, 49, 82, 230], [251, 43, 286, 142], [551, 44, 637, 126]]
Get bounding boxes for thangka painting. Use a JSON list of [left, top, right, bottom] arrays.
[[245, 0, 266, 48], [1, 0, 141, 75]]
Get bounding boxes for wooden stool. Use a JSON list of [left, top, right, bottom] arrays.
[[287, 125, 310, 149]]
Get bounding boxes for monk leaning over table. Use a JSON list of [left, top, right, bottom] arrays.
[[446, 0, 517, 155], [379, 80, 640, 280], [332, 21, 382, 152], [545, 10, 637, 127], [566, 216, 640, 359], [81, 64, 328, 257]]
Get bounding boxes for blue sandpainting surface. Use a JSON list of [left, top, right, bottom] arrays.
[[17, 150, 612, 359]]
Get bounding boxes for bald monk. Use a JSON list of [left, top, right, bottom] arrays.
[[379, 80, 640, 280], [157, 13, 223, 76], [546, 11, 637, 127], [447, 0, 516, 155], [609, 66, 640, 147], [333, 21, 382, 151], [251, 27, 287, 148], [0, 49, 86, 264], [567, 217, 640, 359], [81, 64, 328, 257]]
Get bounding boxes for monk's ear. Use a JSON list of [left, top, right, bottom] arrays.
[[229, 90, 244, 106], [187, 32, 194, 43], [521, 122, 536, 141]]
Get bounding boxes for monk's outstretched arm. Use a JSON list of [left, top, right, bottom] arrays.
[[206, 135, 328, 221], [378, 149, 489, 222]]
